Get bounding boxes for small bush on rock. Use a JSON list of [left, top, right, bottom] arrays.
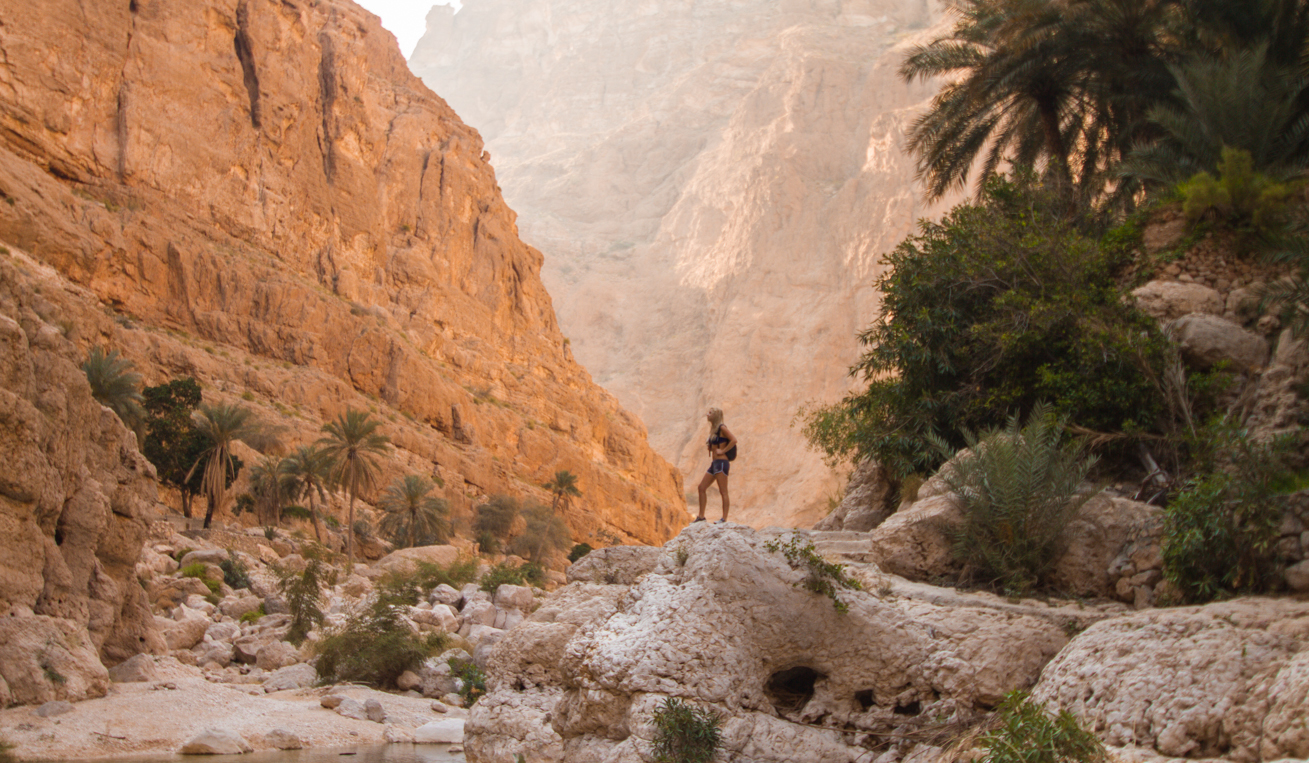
[[978, 691, 1104, 763], [932, 403, 1097, 595], [220, 551, 251, 590], [179, 562, 209, 580], [568, 543, 594, 562], [764, 536, 862, 613], [315, 596, 447, 688], [448, 656, 487, 706], [650, 697, 723, 763], [1162, 425, 1299, 602], [478, 562, 543, 592]]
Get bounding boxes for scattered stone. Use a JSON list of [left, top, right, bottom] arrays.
[[255, 641, 300, 671], [430, 584, 463, 608], [262, 663, 317, 692], [1171, 313, 1270, 371], [364, 697, 388, 723], [335, 697, 369, 721], [320, 694, 345, 709], [566, 545, 663, 585], [265, 728, 302, 750], [179, 728, 252, 755], [396, 671, 422, 692], [492, 584, 534, 613], [108, 654, 160, 683], [414, 718, 465, 744], [1286, 560, 1309, 593], [430, 701, 448, 713], [33, 700, 74, 717]]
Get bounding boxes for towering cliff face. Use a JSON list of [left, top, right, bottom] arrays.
[[0, 0, 684, 556], [411, 0, 956, 527]]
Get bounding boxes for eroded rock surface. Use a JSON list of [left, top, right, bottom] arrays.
[[466, 524, 1073, 762]]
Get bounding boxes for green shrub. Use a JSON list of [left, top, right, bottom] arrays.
[[476, 530, 501, 555], [1162, 426, 1298, 603], [278, 559, 326, 645], [316, 597, 445, 688], [1178, 147, 1295, 233], [764, 536, 862, 613], [931, 403, 1098, 595], [281, 505, 312, 522], [478, 561, 541, 592], [449, 656, 487, 706], [180, 562, 210, 580], [0, 734, 16, 763], [220, 551, 252, 590], [800, 175, 1164, 481], [979, 691, 1104, 763], [568, 543, 594, 562], [509, 503, 572, 563], [239, 605, 265, 624], [263, 526, 277, 541], [233, 493, 256, 517], [650, 697, 723, 763]]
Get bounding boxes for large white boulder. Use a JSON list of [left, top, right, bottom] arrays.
[[1171, 313, 1270, 371], [1131, 281, 1224, 321], [179, 728, 252, 755], [372, 545, 461, 577], [415, 718, 465, 744]]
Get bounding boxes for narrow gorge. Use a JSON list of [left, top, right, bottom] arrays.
[[410, 0, 960, 527]]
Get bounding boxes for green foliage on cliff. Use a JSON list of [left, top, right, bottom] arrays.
[[315, 593, 447, 689], [765, 535, 863, 613], [801, 176, 1165, 480]]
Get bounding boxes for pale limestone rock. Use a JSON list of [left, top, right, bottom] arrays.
[[1285, 560, 1309, 592], [264, 728, 303, 750], [1132, 281, 1225, 321], [468, 525, 1068, 761], [866, 494, 962, 580], [218, 594, 263, 621], [33, 700, 74, 717], [107, 653, 158, 683], [493, 584, 535, 613], [1033, 599, 1309, 761], [1171, 313, 1270, 371], [365, 697, 388, 723], [1050, 496, 1164, 598], [254, 641, 300, 671], [565, 546, 663, 585], [397, 670, 422, 692], [262, 663, 316, 693], [335, 697, 369, 721], [415, 718, 466, 744], [157, 611, 209, 652], [431, 584, 463, 608], [814, 459, 895, 532], [179, 728, 252, 755], [411, 0, 959, 528], [461, 600, 498, 628], [372, 545, 461, 577]]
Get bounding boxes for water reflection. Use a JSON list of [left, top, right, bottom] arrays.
[[74, 744, 465, 763]]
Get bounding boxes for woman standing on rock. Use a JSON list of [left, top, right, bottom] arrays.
[[694, 407, 737, 524]]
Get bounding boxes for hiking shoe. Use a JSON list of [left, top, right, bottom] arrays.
[[714, 519, 727, 524], [692, 517, 705, 523]]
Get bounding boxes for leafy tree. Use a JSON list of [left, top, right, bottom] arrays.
[[543, 469, 582, 512], [511, 503, 572, 564], [473, 494, 520, 543], [188, 403, 272, 529], [378, 474, 451, 549], [280, 444, 335, 543], [141, 378, 206, 518], [314, 591, 447, 687], [277, 557, 327, 645], [318, 409, 390, 563], [82, 347, 144, 432], [568, 543, 594, 563], [801, 175, 1165, 480]]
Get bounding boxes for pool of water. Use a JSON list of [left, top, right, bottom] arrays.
[[69, 744, 466, 763]]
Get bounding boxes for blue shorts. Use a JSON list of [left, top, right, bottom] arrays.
[[707, 459, 730, 476]]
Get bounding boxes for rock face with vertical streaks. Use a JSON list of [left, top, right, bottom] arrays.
[[0, 0, 685, 559]]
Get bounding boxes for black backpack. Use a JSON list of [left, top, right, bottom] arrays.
[[715, 425, 738, 462]]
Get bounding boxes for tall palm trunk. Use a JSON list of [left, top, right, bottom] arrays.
[[347, 492, 356, 563], [308, 490, 323, 543]]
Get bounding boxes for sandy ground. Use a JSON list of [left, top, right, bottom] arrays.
[[0, 677, 468, 761]]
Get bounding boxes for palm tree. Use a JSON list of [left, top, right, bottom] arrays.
[[901, 0, 1178, 205], [82, 347, 145, 432], [248, 454, 293, 527], [318, 409, 390, 562], [280, 444, 335, 543], [1120, 45, 1309, 186], [188, 403, 272, 529], [378, 475, 451, 549], [543, 469, 582, 512]]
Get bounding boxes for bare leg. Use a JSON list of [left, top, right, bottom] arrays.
[[696, 471, 714, 520], [715, 473, 730, 522]]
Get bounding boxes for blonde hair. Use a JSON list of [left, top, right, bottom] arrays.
[[707, 408, 724, 430]]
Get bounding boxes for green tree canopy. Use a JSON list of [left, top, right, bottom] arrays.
[[378, 474, 451, 549], [280, 444, 336, 543], [83, 347, 144, 432], [318, 409, 390, 563]]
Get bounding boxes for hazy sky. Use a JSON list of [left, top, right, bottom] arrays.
[[354, 0, 461, 59]]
